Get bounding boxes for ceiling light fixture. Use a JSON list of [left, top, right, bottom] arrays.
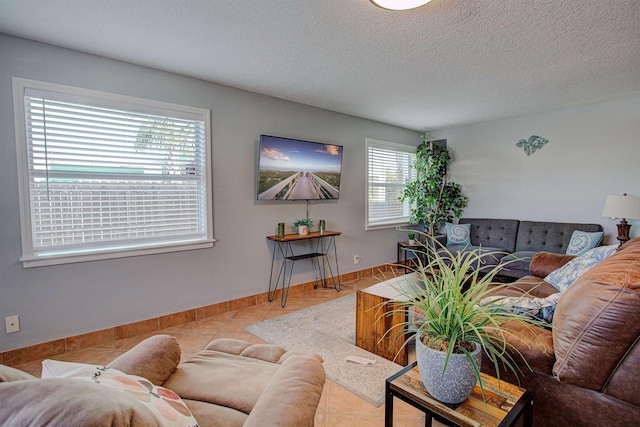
[[370, 0, 434, 10]]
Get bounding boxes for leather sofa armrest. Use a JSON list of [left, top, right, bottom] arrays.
[[529, 252, 575, 278], [243, 355, 325, 427]]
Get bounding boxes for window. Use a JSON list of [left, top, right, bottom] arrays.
[[366, 138, 416, 230], [13, 78, 214, 267]]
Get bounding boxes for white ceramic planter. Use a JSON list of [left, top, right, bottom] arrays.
[[298, 225, 309, 235], [415, 335, 482, 404]]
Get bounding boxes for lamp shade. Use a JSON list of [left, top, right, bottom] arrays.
[[602, 195, 640, 220], [370, 0, 433, 10]]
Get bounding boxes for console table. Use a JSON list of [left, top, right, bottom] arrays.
[[266, 231, 341, 307]]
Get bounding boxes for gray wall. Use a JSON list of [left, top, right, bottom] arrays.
[[0, 35, 420, 351], [433, 96, 640, 243]]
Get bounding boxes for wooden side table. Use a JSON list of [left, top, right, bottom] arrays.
[[385, 361, 533, 427], [355, 273, 421, 366], [356, 287, 408, 366], [398, 241, 421, 273]]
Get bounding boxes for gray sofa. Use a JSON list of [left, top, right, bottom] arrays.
[[435, 218, 603, 279]]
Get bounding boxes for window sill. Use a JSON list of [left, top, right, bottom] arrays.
[[365, 221, 412, 231], [21, 239, 216, 268]]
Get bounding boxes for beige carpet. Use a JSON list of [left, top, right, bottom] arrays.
[[244, 293, 404, 407]]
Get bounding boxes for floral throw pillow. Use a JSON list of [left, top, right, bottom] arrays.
[[566, 230, 604, 256], [445, 223, 471, 245], [41, 360, 199, 427], [546, 244, 618, 292]]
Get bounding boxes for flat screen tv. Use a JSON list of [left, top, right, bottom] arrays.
[[257, 135, 343, 200]]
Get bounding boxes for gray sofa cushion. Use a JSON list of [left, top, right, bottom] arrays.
[[444, 245, 509, 273], [515, 221, 602, 253], [500, 251, 537, 278], [459, 218, 520, 253]]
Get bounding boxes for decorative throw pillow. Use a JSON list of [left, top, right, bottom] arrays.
[[482, 292, 562, 324], [566, 230, 604, 256], [546, 244, 618, 292], [445, 223, 471, 245], [41, 360, 198, 427]]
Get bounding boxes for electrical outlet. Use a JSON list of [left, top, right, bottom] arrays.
[[354, 254, 360, 265], [5, 315, 20, 334]]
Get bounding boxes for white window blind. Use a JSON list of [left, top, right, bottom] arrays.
[[13, 78, 213, 267], [366, 139, 416, 229]]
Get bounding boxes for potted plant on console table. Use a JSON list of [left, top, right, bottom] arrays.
[[293, 218, 313, 236], [384, 232, 547, 404]]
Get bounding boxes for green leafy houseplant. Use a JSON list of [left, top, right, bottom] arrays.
[[293, 218, 313, 235], [400, 137, 468, 235], [293, 218, 313, 228], [384, 232, 546, 403]]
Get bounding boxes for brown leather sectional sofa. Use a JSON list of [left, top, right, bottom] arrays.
[[482, 237, 640, 426]]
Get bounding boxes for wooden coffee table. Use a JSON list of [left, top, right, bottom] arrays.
[[385, 362, 533, 427]]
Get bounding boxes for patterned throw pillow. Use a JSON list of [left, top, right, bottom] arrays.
[[41, 360, 199, 427], [481, 244, 617, 324], [566, 230, 604, 256], [482, 292, 562, 324], [445, 223, 471, 245], [546, 244, 618, 292]]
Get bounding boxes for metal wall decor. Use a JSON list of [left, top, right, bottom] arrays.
[[516, 135, 549, 156]]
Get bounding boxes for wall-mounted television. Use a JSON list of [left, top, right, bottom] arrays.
[[257, 135, 343, 200]]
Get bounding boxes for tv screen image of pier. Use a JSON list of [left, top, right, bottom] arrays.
[[258, 135, 343, 200]]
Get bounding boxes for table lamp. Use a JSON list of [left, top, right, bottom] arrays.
[[602, 193, 640, 245]]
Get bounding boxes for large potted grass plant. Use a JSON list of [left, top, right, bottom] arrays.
[[384, 231, 547, 404]]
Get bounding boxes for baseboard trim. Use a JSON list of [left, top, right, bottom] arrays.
[[1, 263, 397, 367]]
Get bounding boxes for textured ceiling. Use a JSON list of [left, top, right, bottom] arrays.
[[1, 0, 639, 131]]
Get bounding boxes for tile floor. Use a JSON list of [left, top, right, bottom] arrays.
[[12, 275, 443, 427]]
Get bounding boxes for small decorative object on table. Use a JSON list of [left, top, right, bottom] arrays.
[[384, 231, 547, 404], [407, 232, 416, 245], [602, 193, 640, 246], [293, 218, 313, 236], [319, 219, 326, 234], [277, 222, 285, 237]]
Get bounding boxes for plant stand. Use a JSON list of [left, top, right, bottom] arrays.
[[397, 241, 421, 274], [385, 361, 533, 427]]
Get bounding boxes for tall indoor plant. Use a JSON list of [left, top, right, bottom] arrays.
[[385, 232, 546, 404], [400, 137, 468, 235]]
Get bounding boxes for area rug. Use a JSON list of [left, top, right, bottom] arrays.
[[244, 294, 404, 407]]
